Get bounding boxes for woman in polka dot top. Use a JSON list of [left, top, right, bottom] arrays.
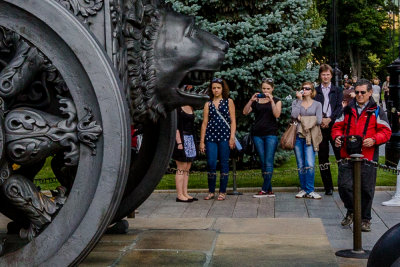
[[200, 78, 237, 201]]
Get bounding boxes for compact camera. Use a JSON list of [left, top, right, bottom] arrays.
[[257, 93, 266, 98]]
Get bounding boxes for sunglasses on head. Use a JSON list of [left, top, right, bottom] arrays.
[[302, 86, 312, 91], [212, 77, 223, 83], [355, 90, 367, 95], [262, 78, 274, 83]]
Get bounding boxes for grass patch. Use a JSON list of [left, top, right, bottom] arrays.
[[157, 155, 397, 190], [33, 157, 59, 191], [31, 155, 398, 191]]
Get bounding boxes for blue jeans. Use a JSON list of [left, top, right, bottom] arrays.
[[206, 141, 230, 193], [253, 135, 278, 192], [294, 135, 316, 194]]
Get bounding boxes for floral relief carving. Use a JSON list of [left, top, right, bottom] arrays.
[[55, 0, 104, 17]]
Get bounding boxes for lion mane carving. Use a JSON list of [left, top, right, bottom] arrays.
[[123, 0, 228, 123]]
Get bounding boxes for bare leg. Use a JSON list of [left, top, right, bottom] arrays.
[[183, 162, 192, 199], [175, 161, 188, 201]]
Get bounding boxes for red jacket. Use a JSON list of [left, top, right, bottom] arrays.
[[331, 100, 392, 160]]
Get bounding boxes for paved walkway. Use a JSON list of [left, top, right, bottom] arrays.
[[1, 189, 399, 266], [124, 190, 400, 266]]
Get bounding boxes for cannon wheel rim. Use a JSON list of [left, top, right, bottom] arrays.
[[0, 0, 130, 265], [113, 111, 177, 222]]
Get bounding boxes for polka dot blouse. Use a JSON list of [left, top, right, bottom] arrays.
[[205, 99, 231, 142]]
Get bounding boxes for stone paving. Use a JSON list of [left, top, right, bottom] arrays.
[[103, 190, 399, 267], [1, 190, 399, 266]]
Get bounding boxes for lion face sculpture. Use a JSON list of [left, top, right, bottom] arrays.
[[125, 0, 228, 122]]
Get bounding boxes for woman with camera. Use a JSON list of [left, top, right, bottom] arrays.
[[291, 81, 323, 199], [243, 78, 282, 197]]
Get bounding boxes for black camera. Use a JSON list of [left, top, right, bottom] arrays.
[[257, 93, 266, 98]]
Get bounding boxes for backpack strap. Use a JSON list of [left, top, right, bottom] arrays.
[[345, 111, 352, 136], [362, 112, 372, 138]]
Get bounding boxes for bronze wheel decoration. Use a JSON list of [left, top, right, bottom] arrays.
[[0, 0, 130, 265]]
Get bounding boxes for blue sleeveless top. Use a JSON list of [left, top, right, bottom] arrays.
[[205, 99, 231, 142]]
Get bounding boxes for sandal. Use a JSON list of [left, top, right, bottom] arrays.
[[217, 193, 226, 201], [204, 193, 215, 200]]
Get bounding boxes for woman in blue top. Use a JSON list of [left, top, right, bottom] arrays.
[[200, 78, 236, 201], [243, 78, 282, 198]]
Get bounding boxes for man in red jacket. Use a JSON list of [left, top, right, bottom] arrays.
[[332, 79, 392, 232]]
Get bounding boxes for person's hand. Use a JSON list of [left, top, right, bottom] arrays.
[[250, 93, 258, 102], [335, 136, 342, 148], [265, 92, 273, 100], [321, 118, 331, 128], [296, 91, 303, 100], [229, 137, 235, 149], [199, 142, 205, 153], [363, 138, 375, 147], [177, 143, 183, 150]]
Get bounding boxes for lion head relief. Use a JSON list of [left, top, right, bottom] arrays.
[[124, 0, 228, 123]]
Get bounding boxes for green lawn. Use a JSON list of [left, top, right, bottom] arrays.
[[157, 155, 398, 190], [33, 155, 398, 191]]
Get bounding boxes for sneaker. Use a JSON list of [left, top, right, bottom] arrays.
[[306, 191, 322, 199], [295, 190, 307, 198], [253, 191, 268, 198], [341, 212, 353, 226], [361, 220, 371, 232], [266, 191, 276, 197]]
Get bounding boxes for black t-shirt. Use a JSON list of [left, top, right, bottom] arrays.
[[177, 108, 195, 135], [251, 97, 280, 136]]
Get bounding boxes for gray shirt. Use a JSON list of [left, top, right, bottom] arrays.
[[372, 85, 380, 95], [291, 99, 323, 125], [321, 83, 332, 117]]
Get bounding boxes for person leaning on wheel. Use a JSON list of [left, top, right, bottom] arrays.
[[331, 79, 392, 232]]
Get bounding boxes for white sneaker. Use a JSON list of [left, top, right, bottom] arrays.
[[295, 190, 307, 198], [382, 197, 400, 206], [307, 191, 322, 200]]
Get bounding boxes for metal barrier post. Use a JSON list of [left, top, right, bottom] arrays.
[[228, 157, 242, 195], [336, 154, 370, 259]]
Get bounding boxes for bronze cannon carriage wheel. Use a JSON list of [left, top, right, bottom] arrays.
[[0, 0, 130, 265]]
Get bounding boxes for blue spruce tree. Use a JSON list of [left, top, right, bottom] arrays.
[[167, 0, 325, 163]]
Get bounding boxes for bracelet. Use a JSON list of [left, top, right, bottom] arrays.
[[177, 143, 182, 145]]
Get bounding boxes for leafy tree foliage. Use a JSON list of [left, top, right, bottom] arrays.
[[314, 0, 391, 79], [166, 0, 325, 165]]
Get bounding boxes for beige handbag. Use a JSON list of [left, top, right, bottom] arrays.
[[280, 122, 297, 150]]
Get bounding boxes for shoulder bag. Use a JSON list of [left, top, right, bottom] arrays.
[[214, 104, 242, 151], [280, 121, 297, 150]]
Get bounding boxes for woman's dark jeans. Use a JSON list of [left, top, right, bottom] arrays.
[[252, 135, 278, 192], [206, 141, 230, 193]]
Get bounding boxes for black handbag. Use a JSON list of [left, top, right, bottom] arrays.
[[344, 111, 372, 155], [241, 132, 256, 155]]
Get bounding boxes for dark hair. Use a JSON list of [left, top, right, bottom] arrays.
[[208, 78, 230, 99], [319, 64, 333, 77], [261, 78, 274, 89], [354, 78, 372, 92]]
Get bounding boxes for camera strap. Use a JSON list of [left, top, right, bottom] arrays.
[[345, 110, 372, 138]]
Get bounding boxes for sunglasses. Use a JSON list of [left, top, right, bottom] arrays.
[[212, 77, 223, 83], [262, 78, 274, 83], [302, 87, 312, 91], [355, 90, 367, 95]]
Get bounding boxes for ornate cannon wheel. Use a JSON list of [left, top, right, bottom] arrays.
[[0, 0, 130, 265]]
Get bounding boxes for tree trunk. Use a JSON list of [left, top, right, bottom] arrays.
[[348, 44, 362, 78], [348, 44, 357, 78], [356, 47, 362, 78]]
